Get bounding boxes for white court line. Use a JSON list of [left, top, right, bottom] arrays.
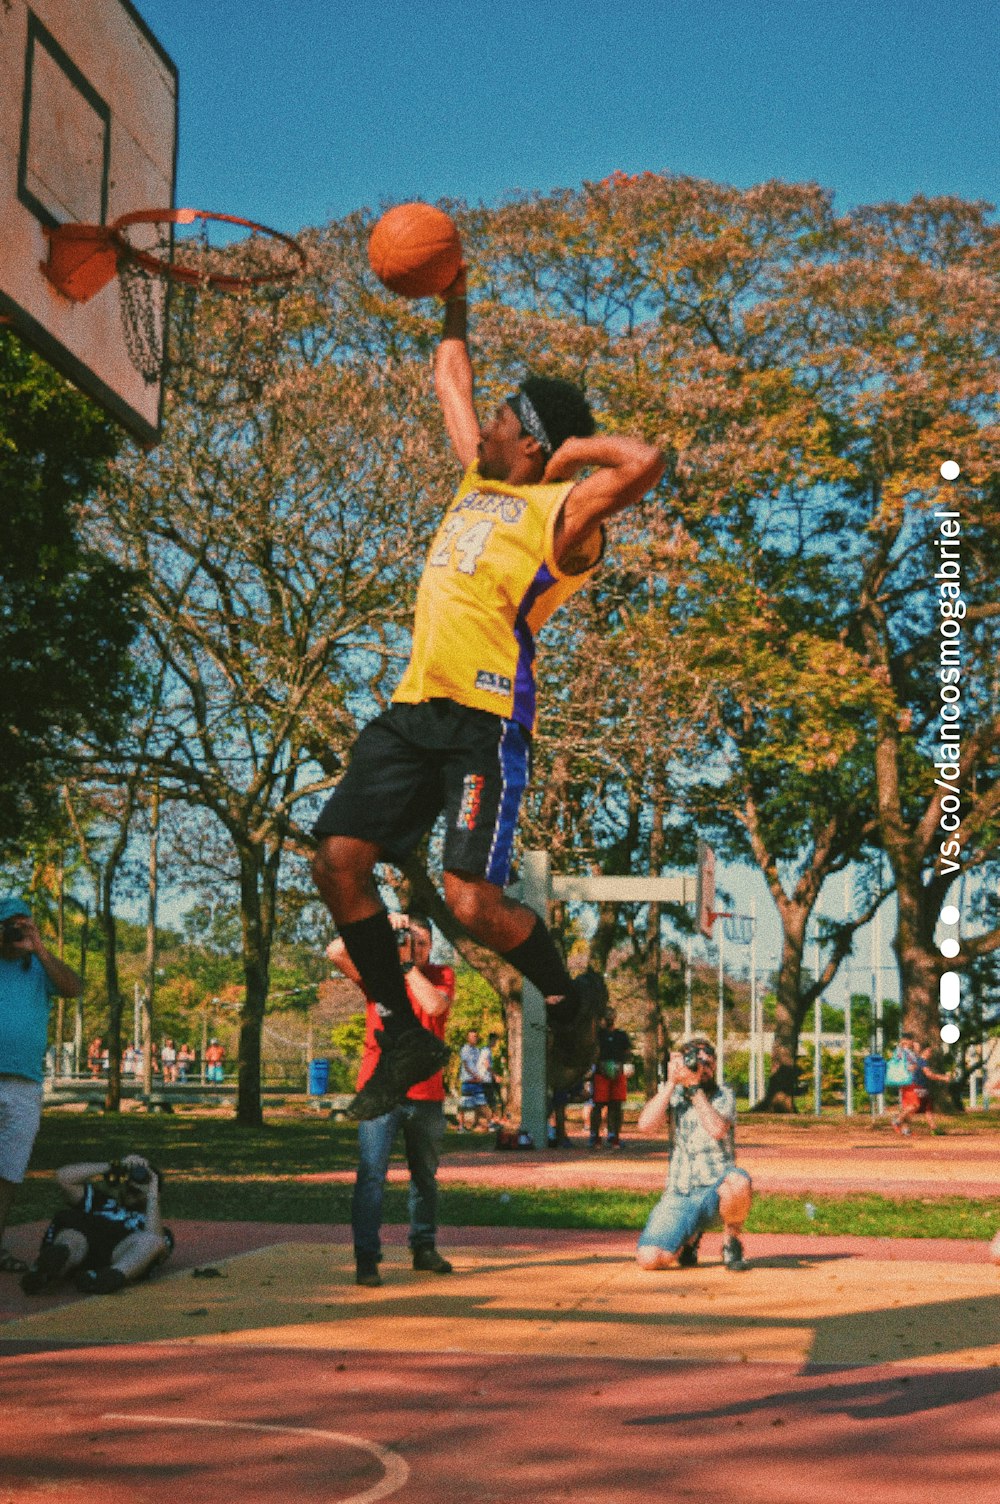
[[101, 1414, 409, 1504]]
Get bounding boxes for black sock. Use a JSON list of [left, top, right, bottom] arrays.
[[337, 911, 419, 1041], [501, 915, 573, 1002]]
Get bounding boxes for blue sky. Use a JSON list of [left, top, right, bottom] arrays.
[[136, 0, 999, 236]]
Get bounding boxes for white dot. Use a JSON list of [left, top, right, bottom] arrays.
[[940, 938, 960, 959], [940, 1023, 961, 1045], [940, 972, 961, 1010], [940, 460, 961, 481], [940, 905, 960, 925]]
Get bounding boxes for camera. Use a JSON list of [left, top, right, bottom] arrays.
[[1, 919, 24, 947], [682, 1043, 710, 1072], [106, 1159, 151, 1188], [395, 926, 411, 949]]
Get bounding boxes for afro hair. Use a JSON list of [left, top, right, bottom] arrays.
[[517, 375, 596, 454]]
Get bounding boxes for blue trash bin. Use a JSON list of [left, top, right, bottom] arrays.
[[863, 1054, 887, 1095], [308, 1058, 330, 1095]]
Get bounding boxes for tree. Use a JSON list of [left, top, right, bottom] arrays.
[[0, 334, 141, 849]]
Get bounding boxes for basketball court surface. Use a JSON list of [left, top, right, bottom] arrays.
[[3, 1193, 1000, 1504]]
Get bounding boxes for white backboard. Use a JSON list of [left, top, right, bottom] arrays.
[[0, 0, 177, 443]]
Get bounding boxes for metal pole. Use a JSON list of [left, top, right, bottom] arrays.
[[813, 936, 822, 1117], [684, 935, 693, 1038], [844, 989, 854, 1116], [749, 901, 759, 1106], [716, 927, 725, 1083], [873, 902, 884, 1115], [519, 850, 551, 1150]]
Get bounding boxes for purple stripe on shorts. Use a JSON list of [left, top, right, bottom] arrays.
[[512, 563, 557, 732], [485, 719, 530, 886]]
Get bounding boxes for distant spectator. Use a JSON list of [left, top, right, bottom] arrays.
[[87, 1037, 103, 1078], [458, 1029, 490, 1131], [160, 1038, 177, 1084], [590, 1006, 633, 1148], [176, 1042, 195, 1083], [893, 1037, 951, 1136], [205, 1039, 225, 1083]]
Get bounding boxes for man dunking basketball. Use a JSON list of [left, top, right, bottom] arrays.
[[312, 267, 664, 1119]]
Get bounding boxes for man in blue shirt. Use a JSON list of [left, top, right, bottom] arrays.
[[0, 897, 82, 1274]]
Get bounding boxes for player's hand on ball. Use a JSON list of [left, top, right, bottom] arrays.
[[441, 261, 467, 302]]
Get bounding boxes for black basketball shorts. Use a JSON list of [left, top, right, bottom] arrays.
[[312, 699, 531, 886]]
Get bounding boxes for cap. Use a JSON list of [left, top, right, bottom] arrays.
[[0, 898, 31, 922]]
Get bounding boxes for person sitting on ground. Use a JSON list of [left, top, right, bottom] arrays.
[[21, 1153, 172, 1296], [635, 1035, 752, 1273]]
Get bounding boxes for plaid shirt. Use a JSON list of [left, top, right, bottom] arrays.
[[667, 1083, 737, 1195]]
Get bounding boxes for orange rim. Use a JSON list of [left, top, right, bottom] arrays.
[[110, 208, 308, 290]]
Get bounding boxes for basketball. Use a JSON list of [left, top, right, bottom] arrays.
[[367, 202, 462, 298]]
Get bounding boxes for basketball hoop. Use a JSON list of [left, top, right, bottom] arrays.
[[723, 914, 754, 945], [42, 208, 309, 385]]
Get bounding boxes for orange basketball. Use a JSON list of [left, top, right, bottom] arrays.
[[367, 202, 462, 298]]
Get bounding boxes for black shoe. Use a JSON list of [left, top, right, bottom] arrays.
[[349, 1028, 450, 1120], [412, 1247, 452, 1274], [21, 1242, 71, 1295], [75, 1266, 128, 1295], [355, 1260, 382, 1287], [676, 1238, 701, 1269], [722, 1236, 746, 1272]]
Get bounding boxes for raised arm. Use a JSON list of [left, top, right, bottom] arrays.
[[433, 270, 481, 469], [546, 433, 665, 573], [14, 917, 83, 998]]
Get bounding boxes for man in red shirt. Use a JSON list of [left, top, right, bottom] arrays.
[[327, 912, 455, 1287]]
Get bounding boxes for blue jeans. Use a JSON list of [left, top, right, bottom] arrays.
[[637, 1169, 752, 1255], [352, 1100, 445, 1262]]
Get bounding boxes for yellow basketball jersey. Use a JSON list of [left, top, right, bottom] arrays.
[[393, 463, 598, 732]]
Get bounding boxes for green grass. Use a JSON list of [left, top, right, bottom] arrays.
[[10, 1109, 999, 1243]]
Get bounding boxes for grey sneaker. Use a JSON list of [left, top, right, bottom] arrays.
[[721, 1235, 746, 1272], [349, 1028, 450, 1120]]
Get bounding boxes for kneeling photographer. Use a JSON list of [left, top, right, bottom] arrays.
[[636, 1034, 752, 1272], [22, 1153, 172, 1296]]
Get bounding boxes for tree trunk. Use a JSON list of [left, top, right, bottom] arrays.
[[504, 988, 524, 1126], [755, 914, 807, 1112], [643, 901, 662, 1098], [101, 868, 124, 1113], [235, 844, 277, 1127]]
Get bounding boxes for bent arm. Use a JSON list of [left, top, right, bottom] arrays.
[[547, 434, 665, 573], [637, 1084, 672, 1134], [18, 920, 83, 997], [434, 279, 480, 469], [407, 966, 450, 1018], [56, 1162, 106, 1205]]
